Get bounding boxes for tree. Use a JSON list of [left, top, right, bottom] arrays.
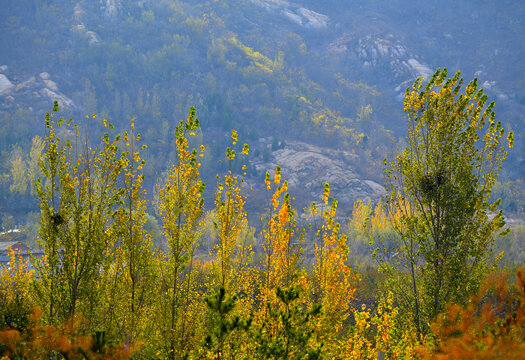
[[103, 119, 153, 345], [383, 68, 513, 333], [201, 132, 253, 360], [253, 286, 322, 360], [260, 167, 301, 300], [0, 248, 33, 333], [203, 286, 251, 360], [35, 103, 125, 323], [27, 135, 45, 196], [310, 183, 354, 357], [9, 152, 27, 196], [213, 130, 249, 289], [156, 106, 206, 358]]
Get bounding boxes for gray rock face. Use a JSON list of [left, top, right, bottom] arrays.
[[250, 0, 329, 29], [329, 33, 433, 92], [15, 76, 36, 91], [254, 140, 385, 209], [406, 58, 433, 79], [1, 71, 76, 111], [72, 24, 100, 45], [43, 79, 59, 92], [0, 74, 14, 95], [40, 88, 75, 109], [104, 0, 120, 18], [0, 70, 75, 111], [71, 5, 101, 45], [293, 7, 329, 29]]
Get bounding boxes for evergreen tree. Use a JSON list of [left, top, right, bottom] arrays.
[[254, 286, 322, 360], [203, 287, 251, 359]]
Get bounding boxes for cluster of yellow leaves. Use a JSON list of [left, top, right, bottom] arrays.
[[346, 304, 375, 359], [345, 293, 419, 360], [310, 184, 355, 357], [0, 249, 33, 299], [227, 37, 281, 74], [347, 199, 397, 249], [262, 168, 298, 295]]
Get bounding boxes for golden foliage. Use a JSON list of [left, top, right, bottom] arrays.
[[417, 269, 525, 359], [0, 309, 134, 359]]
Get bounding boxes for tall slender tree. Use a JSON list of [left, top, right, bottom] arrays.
[[156, 106, 206, 359], [103, 118, 153, 345], [383, 68, 514, 332], [35, 103, 125, 323], [213, 130, 249, 290], [311, 183, 354, 356]]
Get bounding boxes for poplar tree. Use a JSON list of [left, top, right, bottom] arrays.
[[310, 183, 354, 355], [213, 130, 249, 290], [383, 69, 514, 332], [103, 118, 153, 345], [156, 106, 206, 358], [35, 102, 125, 323]]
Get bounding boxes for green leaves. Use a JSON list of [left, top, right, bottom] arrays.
[[384, 68, 514, 332], [204, 286, 252, 359], [156, 106, 207, 356], [35, 104, 131, 323], [254, 286, 322, 360]]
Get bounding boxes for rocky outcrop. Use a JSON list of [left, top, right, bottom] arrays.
[[40, 88, 75, 109], [15, 76, 36, 91], [356, 34, 431, 80], [0, 71, 76, 111], [43, 80, 59, 92], [253, 140, 385, 210], [71, 24, 100, 45], [0, 74, 14, 95], [71, 4, 100, 45], [405, 58, 433, 79], [103, 0, 120, 18], [250, 0, 329, 29], [329, 33, 433, 93]]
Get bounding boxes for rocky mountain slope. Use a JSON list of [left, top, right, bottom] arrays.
[[0, 68, 75, 112], [254, 139, 384, 210], [0, 0, 523, 222]]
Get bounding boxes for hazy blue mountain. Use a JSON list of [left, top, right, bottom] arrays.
[[0, 0, 523, 221]]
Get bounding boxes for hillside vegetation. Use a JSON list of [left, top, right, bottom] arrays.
[[0, 0, 524, 220], [0, 2, 525, 357], [0, 71, 523, 358]]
